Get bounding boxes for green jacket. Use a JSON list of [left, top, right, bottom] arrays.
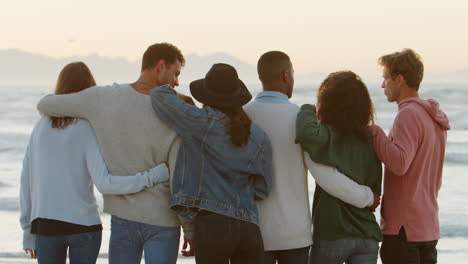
[[296, 104, 382, 241]]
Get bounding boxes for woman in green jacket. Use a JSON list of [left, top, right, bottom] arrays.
[[296, 71, 382, 264]]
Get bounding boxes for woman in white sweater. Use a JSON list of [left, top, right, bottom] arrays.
[[19, 62, 169, 264]]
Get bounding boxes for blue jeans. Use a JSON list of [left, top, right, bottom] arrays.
[[310, 238, 379, 264], [265, 246, 311, 264], [109, 215, 180, 264], [35, 231, 102, 264]]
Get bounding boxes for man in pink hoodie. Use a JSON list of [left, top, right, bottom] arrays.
[[370, 49, 450, 264]]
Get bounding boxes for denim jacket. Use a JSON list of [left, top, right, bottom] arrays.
[[150, 85, 273, 225]]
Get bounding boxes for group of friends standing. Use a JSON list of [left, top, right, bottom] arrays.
[[19, 42, 450, 264]]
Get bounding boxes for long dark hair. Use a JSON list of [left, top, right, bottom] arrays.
[[213, 106, 252, 146], [50, 62, 96, 129], [317, 71, 374, 142]]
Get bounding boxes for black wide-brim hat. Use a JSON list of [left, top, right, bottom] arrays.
[[190, 63, 252, 108]]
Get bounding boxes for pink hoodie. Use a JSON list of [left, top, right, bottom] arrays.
[[370, 97, 450, 242]]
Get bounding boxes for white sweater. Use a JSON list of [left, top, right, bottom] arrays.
[[20, 118, 169, 250], [244, 98, 373, 251]]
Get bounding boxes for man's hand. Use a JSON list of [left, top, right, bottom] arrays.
[[368, 193, 381, 212], [24, 249, 36, 259], [181, 238, 195, 257], [165, 162, 170, 176], [178, 93, 195, 105]]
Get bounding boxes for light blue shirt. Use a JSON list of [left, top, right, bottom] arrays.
[[254, 91, 292, 104]]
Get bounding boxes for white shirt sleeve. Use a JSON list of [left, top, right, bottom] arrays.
[[19, 143, 36, 250], [85, 138, 169, 195], [304, 152, 374, 208]]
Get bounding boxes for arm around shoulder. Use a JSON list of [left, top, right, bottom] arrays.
[[37, 86, 99, 118], [369, 110, 420, 175], [296, 104, 332, 160], [295, 104, 319, 142], [150, 85, 207, 138]]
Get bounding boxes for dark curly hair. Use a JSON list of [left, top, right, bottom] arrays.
[[317, 71, 374, 142]]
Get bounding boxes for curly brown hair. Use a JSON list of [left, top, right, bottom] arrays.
[[317, 71, 374, 142]]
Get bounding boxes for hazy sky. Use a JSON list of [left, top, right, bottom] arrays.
[[2, 0, 467, 75]]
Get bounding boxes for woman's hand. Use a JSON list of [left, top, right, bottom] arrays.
[[368, 125, 384, 137], [368, 193, 381, 212], [178, 93, 195, 105], [24, 249, 37, 259], [181, 238, 195, 257]]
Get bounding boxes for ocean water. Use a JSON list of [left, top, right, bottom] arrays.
[[0, 82, 467, 263]]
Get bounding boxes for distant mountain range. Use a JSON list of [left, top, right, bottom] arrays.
[[0, 49, 467, 87]]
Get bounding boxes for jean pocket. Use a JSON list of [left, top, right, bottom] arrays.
[[312, 240, 348, 261], [111, 216, 129, 225], [66, 231, 102, 248], [110, 216, 132, 243], [77, 231, 101, 243], [361, 239, 380, 253]]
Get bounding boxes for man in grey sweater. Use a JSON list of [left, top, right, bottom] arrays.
[[37, 43, 193, 264]]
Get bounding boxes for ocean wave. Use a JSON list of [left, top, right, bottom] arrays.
[[0, 132, 29, 155], [441, 225, 468, 238], [0, 198, 19, 211], [0, 197, 105, 213], [441, 139, 468, 164], [445, 152, 468, 164], [438, 249, 468, 254]]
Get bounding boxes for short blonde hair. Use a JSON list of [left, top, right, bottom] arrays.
[[379, 49, 424, 90]]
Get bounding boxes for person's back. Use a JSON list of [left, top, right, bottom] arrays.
[[297, 104, 382, 241], [244, 52, 311, 253], [378, 98, 447, 241], [151, 85, 272, 225], [151, 64, 273, 264], [371, 49, 450, 264], [244, 101, 312, 249], [296, 71, 382, 264], [26, 118, 101, 224]]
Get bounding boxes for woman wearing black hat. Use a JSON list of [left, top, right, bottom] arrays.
[[150, 63, 273, 264]]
